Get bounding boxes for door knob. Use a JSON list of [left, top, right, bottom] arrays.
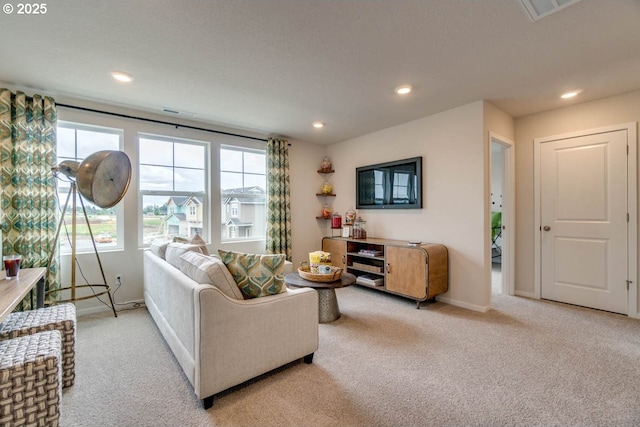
[[543, 225, 551, 231]]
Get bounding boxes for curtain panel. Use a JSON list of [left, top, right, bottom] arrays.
[[0, 89, 60, 308], [265, 138, 292, 261]]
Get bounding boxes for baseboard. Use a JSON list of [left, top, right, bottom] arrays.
[[514, 290, 536, 299], [75, 299, 146, 317], [435, 295, 491, 313]]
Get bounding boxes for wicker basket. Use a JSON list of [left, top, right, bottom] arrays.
[[298, 266, 343, 282]]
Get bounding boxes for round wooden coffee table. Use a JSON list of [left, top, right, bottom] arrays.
[[284, 272, 356, 323]]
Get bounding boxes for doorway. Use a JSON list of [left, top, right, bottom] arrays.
[[534, 123, 637, 315], [490, 133, 514, 296]]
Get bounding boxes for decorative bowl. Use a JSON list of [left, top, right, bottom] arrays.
[[298, 265, 343, 282]]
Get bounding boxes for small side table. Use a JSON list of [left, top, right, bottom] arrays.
[[284, 272, 356, 323], [0, 267, 46, 323]]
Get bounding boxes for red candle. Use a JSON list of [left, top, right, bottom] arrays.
[[331, 213, 342, 228]]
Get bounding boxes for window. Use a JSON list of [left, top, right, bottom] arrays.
[[56, 122, 123, 252], [139, 134, 208, 244], [220, 146, 266, 241]]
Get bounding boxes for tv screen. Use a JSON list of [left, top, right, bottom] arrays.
[[356, 157, 422, 209]]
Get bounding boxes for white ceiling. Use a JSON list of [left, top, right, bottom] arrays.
[[2, 0, 640, 145]]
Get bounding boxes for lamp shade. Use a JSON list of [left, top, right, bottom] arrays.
[[74, 150, 131, 209]]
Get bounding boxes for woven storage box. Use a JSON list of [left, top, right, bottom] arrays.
[[0, 331, 62, 427], [0, 304, 76, 388]]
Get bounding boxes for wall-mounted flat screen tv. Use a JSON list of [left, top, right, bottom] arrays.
[[356, 156, 422, 209]]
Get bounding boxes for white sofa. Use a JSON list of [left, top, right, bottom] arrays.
[[143, 243, 319, 409]]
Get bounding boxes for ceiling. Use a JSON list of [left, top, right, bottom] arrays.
[[2, 0, 640, 145]]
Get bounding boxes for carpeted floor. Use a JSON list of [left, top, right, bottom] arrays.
[[61, 286, 640, 426]]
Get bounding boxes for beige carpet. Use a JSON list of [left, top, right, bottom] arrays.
[[61, 286, 640, 426]]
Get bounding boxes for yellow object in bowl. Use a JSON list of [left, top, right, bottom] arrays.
[[309, 251, 332, 273]]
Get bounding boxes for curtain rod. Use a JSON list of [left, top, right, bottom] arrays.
[[55, 103, 269, 142]]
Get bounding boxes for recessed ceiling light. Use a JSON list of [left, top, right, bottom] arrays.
[[395, 85, 412, 95], [111, 71, 134, 83], [561, 90, 582, 99], [312, 122, 324, 129]]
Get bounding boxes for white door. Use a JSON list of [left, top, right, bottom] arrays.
[[540, 129, 628, 314]]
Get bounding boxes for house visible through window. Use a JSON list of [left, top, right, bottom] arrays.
[[220, 146, 266, 241], [56, 122, 123, 252], [139, 134, 208, 244]]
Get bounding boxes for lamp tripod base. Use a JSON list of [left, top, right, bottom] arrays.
[[47, 183, 118, 318], [47, 284, 118, 317]]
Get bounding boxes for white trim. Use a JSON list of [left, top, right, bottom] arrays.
[[627, 123, 638, 318], [533, 122, 638, 317], [514, 290, 536, 299], [490, 133, 515, 298], [533, 135, 542, 299], [436, 295, 491, 313]]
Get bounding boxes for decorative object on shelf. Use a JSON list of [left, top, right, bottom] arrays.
[[345, 207, 356, 225], [356, 274, 384, 286], [353, 217, 367, 239], [298, 265, 343, 282], [320, 156, 332, 173], [47, 150, 132, 318], [331, 212, 342, 229], [315, 166, 335, 221], [321, 181, 333, 195]]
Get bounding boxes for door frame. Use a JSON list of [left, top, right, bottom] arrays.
[[533, 123, 638, 317], [489, 132, 515, 296]]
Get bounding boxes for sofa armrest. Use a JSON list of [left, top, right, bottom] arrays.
[[193, 285, 318, 398]]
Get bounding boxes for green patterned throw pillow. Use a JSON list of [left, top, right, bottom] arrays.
[[218, 250, 287, 299]]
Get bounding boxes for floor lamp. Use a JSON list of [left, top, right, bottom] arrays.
[[47, 150, 131, 318]]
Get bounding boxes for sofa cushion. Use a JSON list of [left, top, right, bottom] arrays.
[[179, 252, 243, 300], [165, 243, 204, 269], [189, 234, 209, 256], [218, 250, 286, 299], [149, 239, 172, 259]]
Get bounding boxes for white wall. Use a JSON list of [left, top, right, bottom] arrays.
[[514, 90, 640, 314], [288, 140, 327, 268], [326, 100, 500, 311]]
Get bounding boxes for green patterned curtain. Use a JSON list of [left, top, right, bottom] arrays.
[[0, 89, 60, 308], [265, 138, 292, 261]]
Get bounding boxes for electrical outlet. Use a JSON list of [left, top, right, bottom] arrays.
[[115, 274, 122, 286]]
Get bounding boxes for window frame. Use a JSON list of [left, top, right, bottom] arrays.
[[138, 133, 210, 246], [55, 121, 125, 254]]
